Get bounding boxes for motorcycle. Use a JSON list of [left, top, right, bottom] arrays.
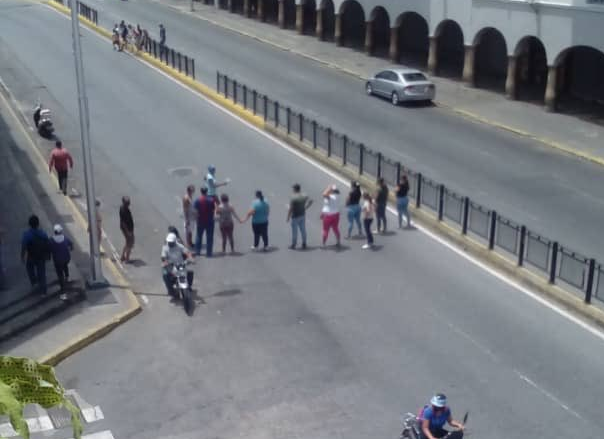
[[400, 411, 468, 439], [33, 103, 55, 138], [168, 260, 194, 315]]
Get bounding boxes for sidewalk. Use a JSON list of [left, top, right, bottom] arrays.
[[0, 79, 141, 364], [157, 0, 604, 165]]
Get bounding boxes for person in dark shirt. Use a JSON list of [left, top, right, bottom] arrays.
[[287, 183, 313, 250], [396, 175, 411, 228], [345, 181, 363, 238], [194, 186, 219, 257], [119, 196, 135, 262], [21, 215, 49, 295], [375, 178, 389, 233]]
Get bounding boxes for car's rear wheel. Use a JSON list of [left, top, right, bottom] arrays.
[[391, 92, 399, 106], [365, 82, 373, 95]]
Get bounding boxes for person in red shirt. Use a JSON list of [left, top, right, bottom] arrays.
[[48, 141, 74, 195]]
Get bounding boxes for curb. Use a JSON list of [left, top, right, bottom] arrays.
[[45, 1, 604, 330], [160, 1, 604, 169]]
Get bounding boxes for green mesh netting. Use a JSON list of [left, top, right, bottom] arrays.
[[0, 356, 82, 439]]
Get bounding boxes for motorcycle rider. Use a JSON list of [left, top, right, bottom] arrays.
[[161, 232, 194, 298], [418, 394, 464, 439]]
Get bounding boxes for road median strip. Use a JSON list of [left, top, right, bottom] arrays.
[[45, 1, 604, 330]]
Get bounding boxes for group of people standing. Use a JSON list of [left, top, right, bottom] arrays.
[[112, 21, 159, 53], [180, 165, 412, 256]]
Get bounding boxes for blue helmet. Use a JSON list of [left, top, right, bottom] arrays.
[[430, 393, 447, 408]]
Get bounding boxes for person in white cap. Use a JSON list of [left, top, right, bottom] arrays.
[[49, 224, 73, 294], [161, 232, 193, 298], [321, 184, 341, 247]]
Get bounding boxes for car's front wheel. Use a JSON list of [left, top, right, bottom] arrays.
[[366, 82, 373, 95], [391, 92, 399, 106]]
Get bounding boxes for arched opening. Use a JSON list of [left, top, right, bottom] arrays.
[[555, 46, 604, 120], [474, 27, 508, 91], [248, 0, 258, 17], [318, 0, 335, 41], [394, 12, 429, 67], [434, 19, 464, 78], [302, 0, 317, 35], [514, 36, 547, 102], [218, 0, 229, 10], [368, 6, 390, 57], [283, 0, 296, 29], [231, 0, 244, 13], [339, 0, 365, 50], [264, 0, 279, 23]]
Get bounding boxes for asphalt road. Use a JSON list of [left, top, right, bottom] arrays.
[[1, 2, 604, 439], [78, 0, 604, 265]]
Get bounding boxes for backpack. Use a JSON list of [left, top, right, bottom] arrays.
[[28, 232, 50, 261]]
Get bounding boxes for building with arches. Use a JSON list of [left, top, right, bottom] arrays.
[[210, 0, 604, 114]]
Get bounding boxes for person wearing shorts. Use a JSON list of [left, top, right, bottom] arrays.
[[215, 193, 242, 253]]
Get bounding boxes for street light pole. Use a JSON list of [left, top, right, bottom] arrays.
[[70, 2, 105, 286]]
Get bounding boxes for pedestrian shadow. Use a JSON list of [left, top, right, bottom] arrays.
[[289, 245, 320, 252], [125, 259, 146, 267], [251, 246, 279, 253], [377, 230, 397, 237], [321, 244, 351, 252], [368, 244, 384, 252]]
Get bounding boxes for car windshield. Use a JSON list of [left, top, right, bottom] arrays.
[[402, 73, 427, 82]]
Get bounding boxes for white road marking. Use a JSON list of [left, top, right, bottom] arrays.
[[515, 371, 583, 420], [44, 3, 604, 342], [141, 294, 149, 304], [81, 405, 105, 423], [78, 431, 115, 439]]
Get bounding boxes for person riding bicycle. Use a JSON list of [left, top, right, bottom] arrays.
[[161, 232, 193, 298], [418, 394, 464, 439]]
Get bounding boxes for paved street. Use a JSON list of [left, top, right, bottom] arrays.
[[79, 0, 604, 265], [1, 2, 604, 439]]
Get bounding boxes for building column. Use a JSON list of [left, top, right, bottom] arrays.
[[227, 0, 234, 12], [544, 65, 558, 112], [296, 3, 304, 34], [278, 0, 285, 28], [388, 27, 399, 63], [334, 14, 342, 46], [505, 55, 518, 100], [364, 21, 373, 55], [243, 0, 250, 16], [257, 0, 265, 21], [427, 36, 438, 74], [316, 8, 324, 40], [462, 45, 475, 86]]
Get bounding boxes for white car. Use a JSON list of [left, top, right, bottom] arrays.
[[366, 68, 435, 105]]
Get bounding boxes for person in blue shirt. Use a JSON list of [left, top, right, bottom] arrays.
[[205, 165, 228, 197], [21, 215, 50, 295], [419, 394, 465, 439], [242, 190, 270, 251]]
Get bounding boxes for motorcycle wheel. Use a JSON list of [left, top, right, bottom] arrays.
[[182, 288, 193, 315]]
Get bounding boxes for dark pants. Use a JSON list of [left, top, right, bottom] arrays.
[[54, 261, 69, 290], [364, 218, 374, 245], [57, 170, 68, 195], [376, 203, 387, 231], [26, 259, 47, 294], [419, 428, 461, 439], [195, 220, 215, 257], [252, 222, 268, 248]]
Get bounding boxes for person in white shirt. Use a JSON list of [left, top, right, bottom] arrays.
[[161, 232, 193, 298], [361, 192, 375, 249], [205, 165, 228, 197], [321, 184, 341, 247]]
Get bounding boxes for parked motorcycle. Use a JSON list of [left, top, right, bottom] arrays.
[[400, 411, 468, 439], [33, 103, 54, 138]]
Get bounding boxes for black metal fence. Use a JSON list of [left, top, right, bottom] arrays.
[[54, 0, 98, 25], [217, 71, 604, 305], [143, 38, 195, 80]]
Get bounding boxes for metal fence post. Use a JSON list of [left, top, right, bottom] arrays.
[[216, 72, 220, 91], [396, 162, 401, 184], [153, 40, 157, 58], [185, 55, 189, 76], [171, 49, 175, 68], [342, 135, 347, 165], [233, 80, 238, 103], [252, 90, 257, 114], [223, 75, 228, 97], [274, 101, 279, 127], [359, 143, 364, 175], [191, 59, 195, 79], [312, 121, 317, 149], [286, 108, 291, 134], [178, 52, 182, 72], [518, 225, 527, 266], [377, 152, 382, 178], [549, 242, 559, 284], [416, 173, 423, 208], [461, 197, 470, 234], [243, 85, 248, 109], [327, 129, 332, 157], [488, 211, 497, 250], [263, 95, 268, 121], [299, 113, 303, 141], [585, 259, 596, 303], [438, 185, 445, 221]]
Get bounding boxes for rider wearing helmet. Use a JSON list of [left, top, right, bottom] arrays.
[[419, 394, 464, 439], [161, 232, 193, 297]]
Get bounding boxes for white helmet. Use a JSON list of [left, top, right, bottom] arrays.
[[430, 393, 447, 408], [166, 233, 177, 244]]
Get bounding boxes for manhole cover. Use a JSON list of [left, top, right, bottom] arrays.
[[168, 166, 198, 178]]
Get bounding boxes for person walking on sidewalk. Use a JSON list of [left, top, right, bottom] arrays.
[[345, 180, 363, 238], [242, 190, 270, 251], [287, 183, 313, 250], [21, 215, 50, 295], [361, 193, 375, 249], [216, 193, 243, 254], [396, 175, 411, 229], [375, 177, 389, 234], [194, 186, 218, 257], [119, 196, 135, 262], [182, 184, 196, 249], [49, 224, 73, 295], [48, 141, 73, 196], [321, 184, 341, 248]]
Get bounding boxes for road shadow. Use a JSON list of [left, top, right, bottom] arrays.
[[125, 259, 146, 267], [321, 244, 351, 253]]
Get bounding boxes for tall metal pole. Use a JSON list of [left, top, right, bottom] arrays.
[[70, 2, 105, 285]]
